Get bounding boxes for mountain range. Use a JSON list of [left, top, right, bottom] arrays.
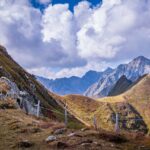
[[84, 56, 150, 98], [37, 56, 150, 98], [37, 67, 113, 95]]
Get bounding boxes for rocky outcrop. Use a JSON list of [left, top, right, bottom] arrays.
[[0, 77, 38, 115]]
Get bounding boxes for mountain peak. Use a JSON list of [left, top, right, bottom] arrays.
[[132, 56, 150, 62], [105, 67, 113, 71]]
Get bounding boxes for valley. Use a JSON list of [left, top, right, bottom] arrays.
[[0, 45, 150, 150]]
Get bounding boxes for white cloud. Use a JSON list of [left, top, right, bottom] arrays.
[[42, 4, 75, 53], [76, 0, 150, 62], [0, 0, 150, 79], [0, 0, 85, 69], [28, 60, 109, 79]]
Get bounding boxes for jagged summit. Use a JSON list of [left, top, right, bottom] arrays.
[[85, 56, 150, 98], [132, 56, 150, 62]]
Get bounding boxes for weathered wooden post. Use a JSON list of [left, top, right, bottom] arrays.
[[115, 113, 119, 132], [93, 115, 97, 130], [36, 100, 40, 117], [64, 103, 68, 127]]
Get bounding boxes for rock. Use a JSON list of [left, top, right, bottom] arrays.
[[111, 144, 115, 147], [57, 142, 68, 149], [81, 143, 91, 146], [80, 139, 93, 145], [45, 135, 57, 143], [54, 128, 67, 135], [93, 142, 98, 145], [81, 128, 89, 132], [18, 140, 33, 148], [68, 132, 76, 137]]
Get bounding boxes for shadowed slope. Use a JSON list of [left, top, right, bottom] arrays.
[[108, 75, 132, 96]]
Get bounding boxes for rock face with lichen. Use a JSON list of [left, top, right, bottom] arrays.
[[0, 77, 37, 115]]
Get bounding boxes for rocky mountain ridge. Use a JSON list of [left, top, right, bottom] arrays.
[[37, 67, 114, 95], [84, 56, 150, 98]]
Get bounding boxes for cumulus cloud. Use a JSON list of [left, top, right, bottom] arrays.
[[0, 0, 85, 69], [28, 60, 109, 79], [0, 0, 150, 78], [76, 0, 150, 61]]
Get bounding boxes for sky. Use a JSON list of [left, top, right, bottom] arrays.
[[0, 0, 150, 79], [30, 0, 102, 11]]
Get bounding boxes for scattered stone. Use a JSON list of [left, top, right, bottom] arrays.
[[80, 139, 93, 145], [18, 140, 33, 148], [81, 128, 89, 132], [68, 132, 76, 137], [93, 141, 98, 145], [54, 128, 67, 135], [111, 144, 115, 147], [45, 135, 57, 143], [81, 143, 91, 146], [57, 142, 68, 149]]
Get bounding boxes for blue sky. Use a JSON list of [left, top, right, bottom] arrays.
[[30, 0, 102, 11]]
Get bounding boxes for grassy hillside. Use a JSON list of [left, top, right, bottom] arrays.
[[124, 74, 150, 133], [56, 75, 150, 133], [0, 45, 83, 128], [1, 99, 150, 150], [97, 74, 150, 133]]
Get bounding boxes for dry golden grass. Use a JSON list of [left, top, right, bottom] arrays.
[[97, 95, 126, 103], [54, 75, 150, 134], [0, 108, 66, 150], [0, 98, 18, 109], [0, 107, 150, 150], [0, 46, 84, 128], [96, 74, 150, 133], [0, 81, 10, 94]]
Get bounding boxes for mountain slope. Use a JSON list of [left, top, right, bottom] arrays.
[[108, 75, 132, 96], [57, 75, 150, 133], [124, 74, 150, 132], [0, 45, 82, 127], [97, 74, 150, 133], [85, 56, 150, 98], [1, 101, 150, 150], [37, 68, 113, 95]]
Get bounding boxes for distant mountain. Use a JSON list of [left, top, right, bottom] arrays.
[[37, 68, 114, 95], [108, 75, 132, 96], [84, 56, 150, 98]]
